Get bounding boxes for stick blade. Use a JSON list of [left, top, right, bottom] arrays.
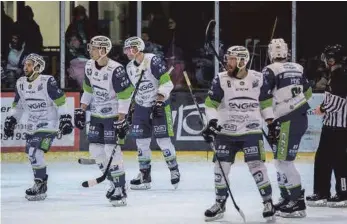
[[78, 158, 96, 165], [238, 208, 246, 223], [82, 179, 98, 188]]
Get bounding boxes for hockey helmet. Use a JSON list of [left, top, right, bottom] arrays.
[[321, 44, 344, 65], [224, 46, 250, 70], [268, 38, 288, 61], [123, 36, 145, 53], [25, 53, 45, 73], [87, 35, 112, 56]]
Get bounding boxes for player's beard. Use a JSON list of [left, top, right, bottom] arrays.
[[227, 64, 247, 79], [25, 71, 38, 81], [227, 64, 239, 78]]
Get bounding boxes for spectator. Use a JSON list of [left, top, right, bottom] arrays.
[[66, 5, 96, 48], [141, 28, 164, 58], [5, 30, 29, 88], [165, 18, 186, 90], [145, 11, 169, 48], [15, 6, 43, 53], [1, 2, 14, 58], [193, 28, 225, 88], [66, 33, 88, 88]]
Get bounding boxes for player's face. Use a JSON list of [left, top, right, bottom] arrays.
[[226, 56, 238, 70], [88, 45, 103, 61], [24, 60, 35, 76], [124, 47, 138, 60]]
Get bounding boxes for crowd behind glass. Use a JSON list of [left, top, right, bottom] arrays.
[[1, 3, 346, 92]]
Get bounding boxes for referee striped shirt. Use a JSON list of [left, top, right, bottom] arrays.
[[321, 66, 347, 128]]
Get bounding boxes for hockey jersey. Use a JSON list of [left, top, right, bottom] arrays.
[[262, 62, 312, 119], [10, 75, 67, 134], [81, 59, 134, 117], [205, 70, 273, 136], [126, 53, 174, 108]]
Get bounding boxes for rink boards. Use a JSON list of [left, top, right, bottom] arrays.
[[1, 151, 315, 163]]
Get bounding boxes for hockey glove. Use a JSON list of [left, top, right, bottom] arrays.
[[59, 114, 73, 135], [4, 116, 17, 138], [201, 119, 222, 143], [267, 120, 281, 146], [74, 108, 86, 130], [113, 118, 129, 139], [152, 100, 165, 118]]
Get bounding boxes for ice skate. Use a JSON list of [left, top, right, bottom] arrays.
[[106, 181, 116, 199], [279, 190, 306, 218], [170, 166, 180, 189], [327, 194, 347, 208], [274, 197, 290, 216], [306, 193, 328, 207], [25, 175, 48, 201], [109, 186, 127, 207], [130, 166, 151, 190], [204, 199, 226, 222], [263, 199, 276, 222]]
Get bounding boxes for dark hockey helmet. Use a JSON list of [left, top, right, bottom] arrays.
[[321, 44, 344, 65]]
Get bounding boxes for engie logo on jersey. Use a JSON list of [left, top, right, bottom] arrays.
[[228, 102, 259, 111], [139, 81, 154, 91], [27, 102, 47, 110]]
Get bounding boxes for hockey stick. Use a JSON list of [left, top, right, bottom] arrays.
[[183, 71, 246, 223], [249, 39, 260, 69], [205, 19, 227, 71], [77, 66, 175, 165], [264, 17, 278, 68], [81, 143, 118, 187]]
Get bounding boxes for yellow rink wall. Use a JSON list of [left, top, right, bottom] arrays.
[[1, 151, 315, 163]]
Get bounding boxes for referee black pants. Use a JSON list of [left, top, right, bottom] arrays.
[[314, 126, 347, 197]]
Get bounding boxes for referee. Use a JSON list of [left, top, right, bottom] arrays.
[[306, 45, 347, 208]]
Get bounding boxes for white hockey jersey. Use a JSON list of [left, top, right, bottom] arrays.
[[81, 59, 134, 117], [126, 53, 174, 108], [10, 75, 67, 134], [262, 62, 312, 119], [205, 70, 273, 136]]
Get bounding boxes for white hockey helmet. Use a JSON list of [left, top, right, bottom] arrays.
[[123, 36, 145, 53], [268, 38, 288, 61], [87, 35, 112, 56], [25, 53, 45, 73], [224, 46, 250, 70]]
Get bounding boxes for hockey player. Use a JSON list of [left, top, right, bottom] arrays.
[[74, 35, 134, 206], [202, 46, 275, 222], [3, 53, 73, 201], [261, 38, 312, 217], [123, 36, 180, 190]]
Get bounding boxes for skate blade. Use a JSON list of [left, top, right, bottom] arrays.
[[130, 183, 151, 190], [110, 200, 127, 207], [172, 182, 179, 190], [204, 213, 224, 222], [327, 201, 347, 208], [25, 193, 47, 201], [307, 199, 327, 207], [279, 210, 306, 218], [265, 215, 276, 222]]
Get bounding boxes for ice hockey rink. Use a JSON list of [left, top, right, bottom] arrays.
[[2, 157, 347, 224]]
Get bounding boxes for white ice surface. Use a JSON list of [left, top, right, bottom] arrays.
[[1, 160, 347, 224]]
